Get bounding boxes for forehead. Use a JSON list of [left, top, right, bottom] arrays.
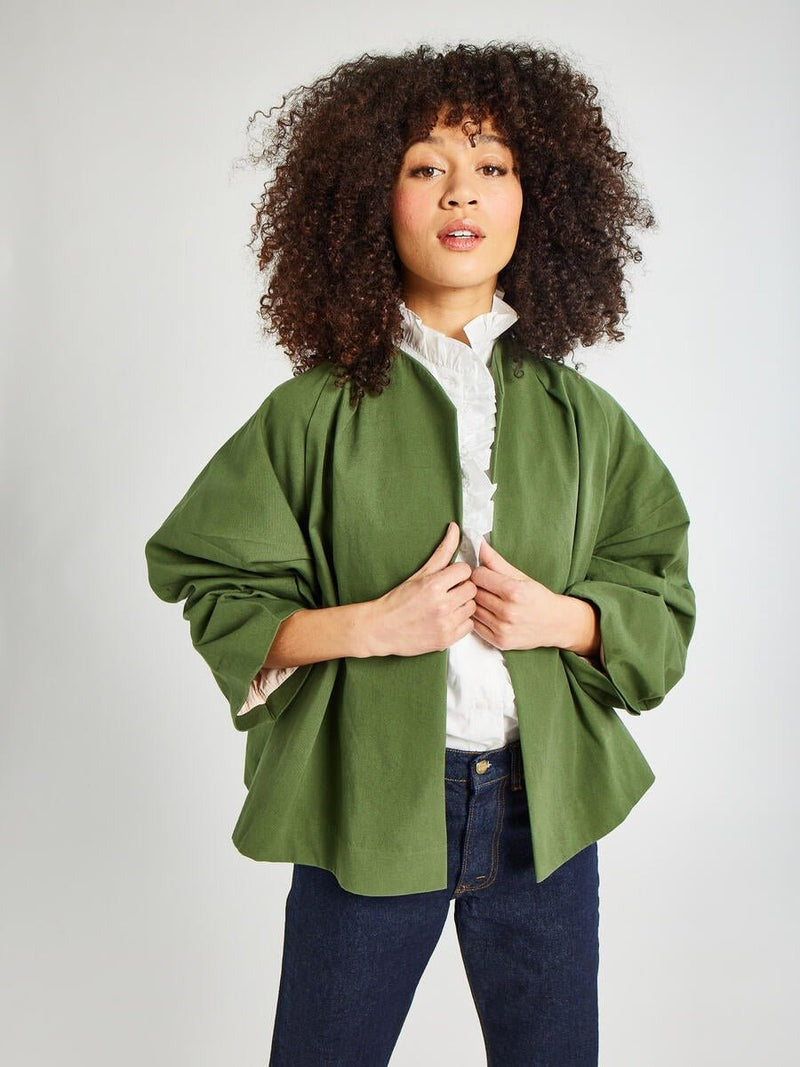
[[420, 130, 509, 148], [406, 122, 512, 153]]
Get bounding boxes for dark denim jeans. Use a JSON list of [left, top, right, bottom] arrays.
[[268, 739, 600, 1066]]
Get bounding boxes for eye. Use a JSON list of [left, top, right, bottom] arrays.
[[480, 164, 509, 176], [409, 165, 443, 178]]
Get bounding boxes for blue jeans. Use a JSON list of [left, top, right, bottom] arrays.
[[268, 739, 600, 1066]]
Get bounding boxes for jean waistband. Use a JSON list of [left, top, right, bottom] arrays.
[[444, 738, 524, 790]]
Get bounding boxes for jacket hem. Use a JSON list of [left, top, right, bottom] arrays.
[[231, 834, 449, 897], [533, 770, 656, 882]]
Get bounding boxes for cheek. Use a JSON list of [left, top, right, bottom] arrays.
[[500, 188, 524, 233], [492, 190, 523, 251], [391, 186, 425, 247]]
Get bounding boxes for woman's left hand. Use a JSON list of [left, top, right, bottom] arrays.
[[470, 537, 600, 656]]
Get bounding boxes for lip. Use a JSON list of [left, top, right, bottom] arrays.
[[436, 219, 486, 240]]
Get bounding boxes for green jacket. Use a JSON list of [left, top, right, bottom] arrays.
[[144, 333, 696, 894]]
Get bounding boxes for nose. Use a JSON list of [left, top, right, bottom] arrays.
[[439, 168, 478, 209]]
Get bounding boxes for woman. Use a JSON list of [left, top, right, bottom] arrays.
[[145, 43, 696, 1066]]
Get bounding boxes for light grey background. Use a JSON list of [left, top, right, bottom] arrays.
[[2, 1, 797, 1064]]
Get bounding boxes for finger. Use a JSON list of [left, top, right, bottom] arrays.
[[454, 597, 477, 624], [450, 579, 477, 608], [471, 616, 498, 646], [438, 561, 474, 592], [473, 602, 501, 629], [478, 537, 525, 578], [415, 522, 461, 576], [471, 565, 514, 596], [474, 587, 506, 617]]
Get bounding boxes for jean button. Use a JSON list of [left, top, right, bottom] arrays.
[[475, 759, 491, 775]]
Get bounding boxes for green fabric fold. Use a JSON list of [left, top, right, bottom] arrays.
[[144, 401, 319, 729]]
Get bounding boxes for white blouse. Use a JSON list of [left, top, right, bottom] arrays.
[[394, 292, 521, 750]]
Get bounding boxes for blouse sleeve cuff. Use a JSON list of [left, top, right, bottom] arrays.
[[237, 665, 299, 716]]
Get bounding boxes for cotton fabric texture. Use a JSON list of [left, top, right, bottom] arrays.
[[144, 331, 696, 895]]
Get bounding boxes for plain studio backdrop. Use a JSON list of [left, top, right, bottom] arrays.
[[1, 1, 797, 1064]]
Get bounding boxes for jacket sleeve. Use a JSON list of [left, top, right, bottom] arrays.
[[561, 399, 696, 715], [144, 399, 318, 730]]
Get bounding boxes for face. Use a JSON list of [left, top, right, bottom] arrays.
[[390, 114, 523, 302]]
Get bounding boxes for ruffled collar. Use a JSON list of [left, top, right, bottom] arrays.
[[397, 290, 518, 371]]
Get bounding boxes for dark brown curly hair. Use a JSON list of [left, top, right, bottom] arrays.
[[244, 42, 655, 406]]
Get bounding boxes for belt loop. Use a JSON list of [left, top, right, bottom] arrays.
[[511, 740, 523, 791]]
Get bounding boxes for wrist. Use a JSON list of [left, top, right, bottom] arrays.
[[555, 594, 601, 657], [353, 598, 389, 659]]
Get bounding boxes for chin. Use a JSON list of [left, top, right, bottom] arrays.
[[429, 268, 500, 290]]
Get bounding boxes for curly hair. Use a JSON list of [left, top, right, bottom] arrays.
[[244, 42, 655, 406]]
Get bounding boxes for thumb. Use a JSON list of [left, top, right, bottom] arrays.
[[414, 521, 461, 577], [478, 535, 522, 576]]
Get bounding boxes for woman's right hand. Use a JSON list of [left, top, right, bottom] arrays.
[[365, 522, 477, 658]]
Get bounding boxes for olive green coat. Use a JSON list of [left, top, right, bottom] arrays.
[[144, 334, 696, 894]]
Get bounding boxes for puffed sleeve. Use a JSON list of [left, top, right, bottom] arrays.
[[561, 401, 696, 715], [144, 399, 318, 730]]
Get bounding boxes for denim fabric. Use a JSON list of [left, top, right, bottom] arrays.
[[268, 739, 600, 1066]]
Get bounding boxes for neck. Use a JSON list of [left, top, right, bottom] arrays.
[[401, 278, 497, 344]]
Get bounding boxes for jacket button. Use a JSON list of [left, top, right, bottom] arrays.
[[475, 759, 491, 775]]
